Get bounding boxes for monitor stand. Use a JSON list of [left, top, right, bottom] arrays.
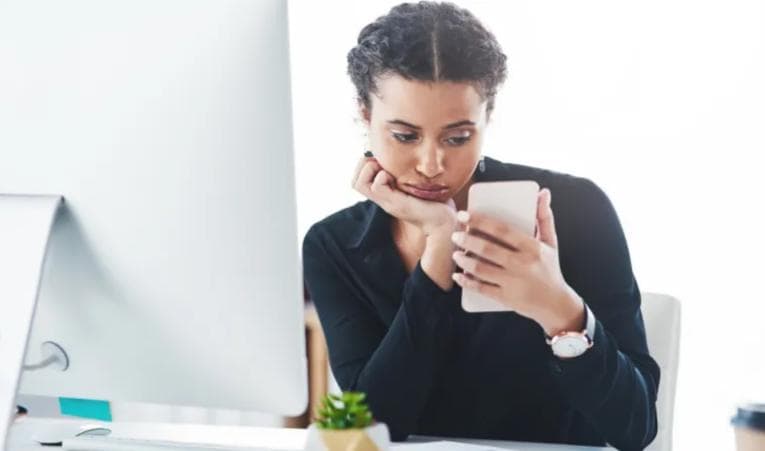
[[0, 194, 63, 451]]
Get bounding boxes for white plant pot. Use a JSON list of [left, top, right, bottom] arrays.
[[304, 423, 390, 451]]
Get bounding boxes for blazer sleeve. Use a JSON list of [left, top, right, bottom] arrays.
[[549, 178, 661, 451], [302, 225, 461, 441]]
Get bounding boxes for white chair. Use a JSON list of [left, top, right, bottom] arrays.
[[640, 293, 681, 451]]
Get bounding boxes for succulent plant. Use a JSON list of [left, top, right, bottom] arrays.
[[314, 391, 374, 430]]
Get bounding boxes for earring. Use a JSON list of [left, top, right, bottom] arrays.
[[478, 156, 486, 173]]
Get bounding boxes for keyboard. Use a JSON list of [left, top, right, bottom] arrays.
[[61, 435, 299, 451]]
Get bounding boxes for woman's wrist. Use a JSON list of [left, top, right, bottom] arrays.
[[421, 230, 457, 291], [420, 207, 457, 238], [538, 288, 586, 337]]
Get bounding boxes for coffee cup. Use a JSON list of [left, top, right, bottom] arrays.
[[732, 403, 765, 451]]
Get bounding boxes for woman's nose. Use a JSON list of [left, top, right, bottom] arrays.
[[415, 146, 445, 179]]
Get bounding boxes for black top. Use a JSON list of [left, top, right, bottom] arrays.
[[302, 156, 660, 451]]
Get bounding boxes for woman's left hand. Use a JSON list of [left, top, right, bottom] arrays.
[[450, 188, 585, 336]]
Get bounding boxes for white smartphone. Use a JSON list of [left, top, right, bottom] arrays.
[[460, 180, 540, 313]]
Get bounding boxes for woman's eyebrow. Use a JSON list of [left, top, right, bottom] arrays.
[[386, 119, 475, 130], [443, 120, 475, 129], [387, 119, 421, 130]]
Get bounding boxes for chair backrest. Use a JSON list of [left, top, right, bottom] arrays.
[[640, 293, 681, 451]]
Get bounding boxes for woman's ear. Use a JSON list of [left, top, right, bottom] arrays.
[[359, 103, 371, 127]]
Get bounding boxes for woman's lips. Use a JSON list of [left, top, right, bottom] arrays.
[[404, 184, 450, 201]]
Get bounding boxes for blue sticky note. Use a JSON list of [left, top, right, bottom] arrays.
[[58, 398, 112, 421]]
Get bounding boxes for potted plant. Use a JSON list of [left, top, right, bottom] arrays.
[[304, 391, 390, 451]]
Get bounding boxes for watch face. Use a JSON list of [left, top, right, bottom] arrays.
[[552, 335, 589, 358]]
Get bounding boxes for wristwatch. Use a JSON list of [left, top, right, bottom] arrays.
[[545, 302, 596, 359]]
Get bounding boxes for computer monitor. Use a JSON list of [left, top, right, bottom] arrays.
[[0, 0, 307, 444]]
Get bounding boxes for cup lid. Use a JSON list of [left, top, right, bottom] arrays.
[[732, 404, 765, 431]]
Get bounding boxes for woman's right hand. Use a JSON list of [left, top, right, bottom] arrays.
[[351, 156, 457, 237]]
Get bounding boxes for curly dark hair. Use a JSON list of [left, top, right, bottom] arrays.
[[347, 1, 507, 117]]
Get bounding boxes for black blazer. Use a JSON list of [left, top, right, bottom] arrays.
[[302, 156, 660, 451]]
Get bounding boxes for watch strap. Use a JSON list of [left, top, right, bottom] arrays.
[[583, 302, 595, 343], [545, 301, 595, 344]]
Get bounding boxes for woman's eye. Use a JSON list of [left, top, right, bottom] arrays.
[[445, 135, 471, 146], [392, 132, 419, 143]]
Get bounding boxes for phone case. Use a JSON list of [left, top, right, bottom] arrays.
[[461, 180, 540, 312]]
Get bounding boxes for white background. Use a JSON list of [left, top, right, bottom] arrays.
[[288, 1, 765, 449]]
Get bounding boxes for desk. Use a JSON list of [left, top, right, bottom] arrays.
[[7, 417, 611, 450]]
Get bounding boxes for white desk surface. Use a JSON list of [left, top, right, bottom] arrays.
[[7, 417, 611, 450]]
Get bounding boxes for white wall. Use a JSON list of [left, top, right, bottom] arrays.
[[288, 1, 765, 449]]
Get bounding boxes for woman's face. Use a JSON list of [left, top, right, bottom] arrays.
[[361, 75, 488, 203]]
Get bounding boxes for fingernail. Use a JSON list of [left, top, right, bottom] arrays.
[[456, 211, 470, 223], [451, 231, 465, 245], [451, 273, 462, 283]]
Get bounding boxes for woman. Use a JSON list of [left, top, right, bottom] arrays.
[[302, 2, 659, 450]]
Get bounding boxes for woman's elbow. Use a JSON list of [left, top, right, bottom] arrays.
[[389, 428, 411, 442]]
